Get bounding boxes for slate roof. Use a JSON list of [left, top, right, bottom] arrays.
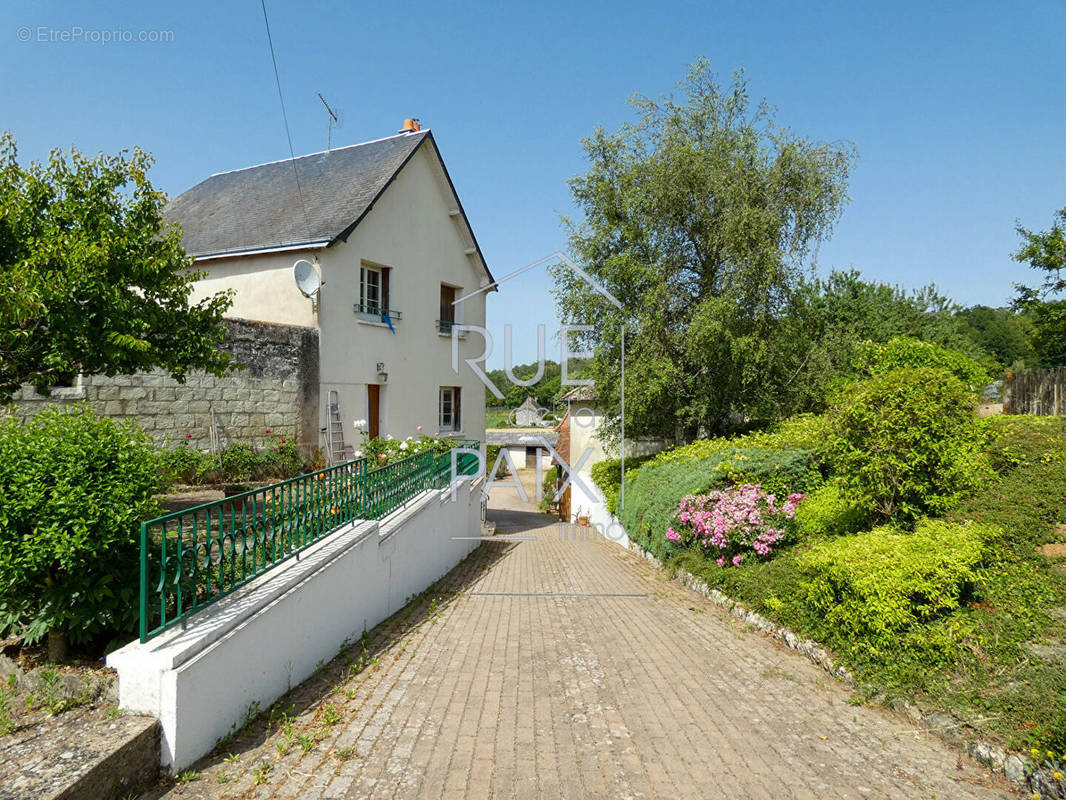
[[561, 384, 596, 402], [166, 130, 482, 263], [485, 430, 558, 447]]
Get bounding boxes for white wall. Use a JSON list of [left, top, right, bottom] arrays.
[[565, 400, 669, 525], [107, 479, 484, 770], [315, 144, 488, 450], [188, 250, 318, 328]]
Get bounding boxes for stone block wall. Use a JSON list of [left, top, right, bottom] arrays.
[[3, 318, 320, 451]]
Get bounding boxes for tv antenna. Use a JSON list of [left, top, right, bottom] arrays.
[[318, 92, 341, 151]]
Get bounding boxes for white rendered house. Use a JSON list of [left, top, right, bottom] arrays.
[[167, 123, 494, 457]]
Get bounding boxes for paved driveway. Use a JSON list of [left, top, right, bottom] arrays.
[[154, 489, 1011, 799]]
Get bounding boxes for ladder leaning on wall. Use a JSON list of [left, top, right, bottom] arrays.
[[326, 390, 346, 466]]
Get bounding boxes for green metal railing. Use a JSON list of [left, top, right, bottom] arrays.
[[353, 302, 403, 321], [139, 441, 480, 642]]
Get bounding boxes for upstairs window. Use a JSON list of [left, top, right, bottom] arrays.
[[439, 386, 461, 432], [357, 263, 398, 322], [360, 265, 382, 313], [438, 284, 459, 334], [440, 285, 456, 323]]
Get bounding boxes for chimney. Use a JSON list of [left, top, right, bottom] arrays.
[[398, 118, 421, 134]]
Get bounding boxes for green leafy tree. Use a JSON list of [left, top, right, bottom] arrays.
[[779, 270, 980, 410], [552, 63, 855, 440], [1013, 208, 1066, 367], [0, 133, 233, 401], [955, 305, 1033, 368]]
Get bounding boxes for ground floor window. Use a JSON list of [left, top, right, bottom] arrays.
[[439, 386, 461, 432]]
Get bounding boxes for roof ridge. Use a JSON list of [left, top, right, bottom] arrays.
[[207, 129, 430, 178]]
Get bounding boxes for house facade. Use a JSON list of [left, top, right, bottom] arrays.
[[170, 125, 494, 458]]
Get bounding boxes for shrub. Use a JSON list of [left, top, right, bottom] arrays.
[[645, 414, 832, 470], [258, 436, 303, 480], [618, 447, 819, 557], [978, 414, 1066, 475], [667, 484, 804, 566], [707, 448, 822, 498], [825, 367, 989, 522], [161, 443, 216, 484], [485, 444, 509, 478], [360, 434, 469, 468], [792, 479, 868, 537], [219, 442, 259, 482], [853, 336, 991, 390], [0, 405, 160, 655], [797, 519, 992, 660], [589, 454, 655, 515]]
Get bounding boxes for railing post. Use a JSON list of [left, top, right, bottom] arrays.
[[139, 521, 148, 643]]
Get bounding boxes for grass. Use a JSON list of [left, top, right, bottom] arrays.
[[485, 410, 511, 429], [636, 415, 1066, 753]]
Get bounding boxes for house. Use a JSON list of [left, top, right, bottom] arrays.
[[485, 429, 556, 471], [167, 122, 494, 459], [512, 396, 549, 427]]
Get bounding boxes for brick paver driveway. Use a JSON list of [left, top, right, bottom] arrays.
[[155, 488, 1011, 800]]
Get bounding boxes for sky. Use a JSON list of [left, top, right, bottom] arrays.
[[2, 1, 1064, 368]]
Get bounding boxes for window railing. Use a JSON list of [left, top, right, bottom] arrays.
[[354, 302, 403, 320], [139, 441, 480, 642], [436, 319, 466, 336]]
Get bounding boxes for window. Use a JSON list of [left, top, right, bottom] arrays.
[[438, 284, 464, 335], [358, 263, 392, 319], [440, 285, 456, 323], [439, 386, 461, 432]]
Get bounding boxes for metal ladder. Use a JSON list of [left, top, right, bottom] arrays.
[[326, 390, 346, 465]]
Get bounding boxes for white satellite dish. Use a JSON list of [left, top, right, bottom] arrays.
[[293, 259, 321, 298]]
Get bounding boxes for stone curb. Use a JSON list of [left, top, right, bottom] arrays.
[[623, 538, 1062, 798]]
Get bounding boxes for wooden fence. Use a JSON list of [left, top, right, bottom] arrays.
[[1004, 368, 1066, 415]]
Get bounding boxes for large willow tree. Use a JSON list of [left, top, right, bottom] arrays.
[[553, 63, 854, 442]]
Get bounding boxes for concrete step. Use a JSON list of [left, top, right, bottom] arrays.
[[0, 707, 158, 800]]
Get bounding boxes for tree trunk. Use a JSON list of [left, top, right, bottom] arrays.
[[47, 629, 67, 662]]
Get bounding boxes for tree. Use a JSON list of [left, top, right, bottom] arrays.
[[1013, 208, 1066, 367], [955, 305, 1032, 368], [0, 133, 233, 401], [778, 270, 986, 409], [552, 63, 855, 441]]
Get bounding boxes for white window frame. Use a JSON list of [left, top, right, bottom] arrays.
[[439, 386, 461, 433], [360, 264, 382, 314]]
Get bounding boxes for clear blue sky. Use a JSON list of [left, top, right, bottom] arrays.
[[3, 1, 1064, 368]]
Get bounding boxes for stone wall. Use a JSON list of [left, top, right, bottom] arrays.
[[4, 318, 320, 450]]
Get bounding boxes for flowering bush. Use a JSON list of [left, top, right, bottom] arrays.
[[358, 433, 469, 468], [666, 484, 804, 566]]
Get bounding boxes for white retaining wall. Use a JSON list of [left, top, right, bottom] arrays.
[[566, 479, 631, 548], [107, 479, 484, 770]]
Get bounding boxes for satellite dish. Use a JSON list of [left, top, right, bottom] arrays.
[[293, 259, 321, 298]]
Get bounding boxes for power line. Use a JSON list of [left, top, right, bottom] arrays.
[[259, 0, 313, 242]]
